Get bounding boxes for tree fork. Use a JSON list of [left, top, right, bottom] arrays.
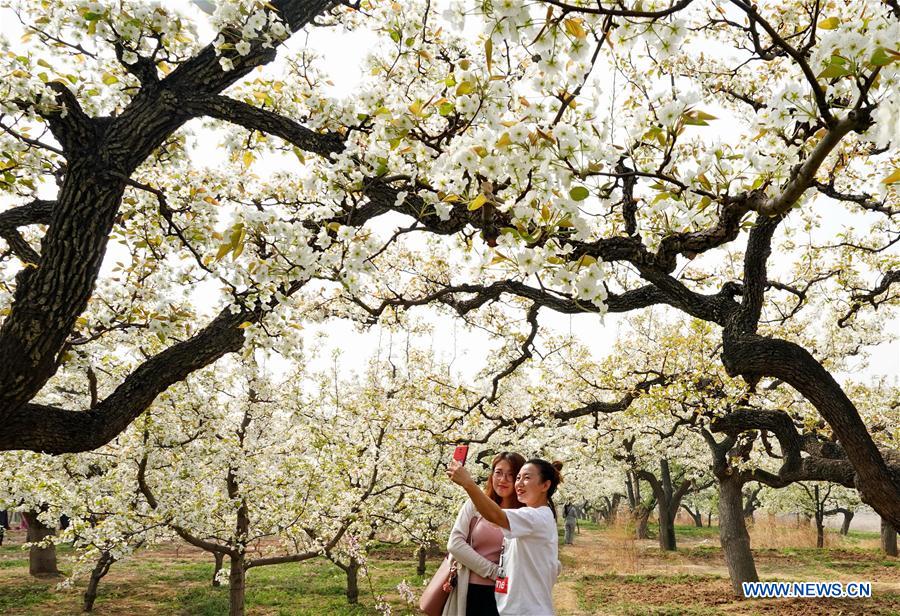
[[721, 333, 900, 527], [0, 0, 338, 453]]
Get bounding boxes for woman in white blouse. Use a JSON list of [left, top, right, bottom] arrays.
[[448, 458, 563, 616], [444, 451, 525, 616]]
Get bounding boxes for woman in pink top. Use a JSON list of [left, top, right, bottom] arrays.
[[444, 451, 525, 616], [449, 458, 563, 616]]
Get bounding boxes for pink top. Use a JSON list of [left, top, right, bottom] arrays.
[[468, 519, 505, 585]]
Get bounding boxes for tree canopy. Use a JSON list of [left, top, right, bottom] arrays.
[[0, 0, 897, 527]]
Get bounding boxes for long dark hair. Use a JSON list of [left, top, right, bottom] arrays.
[[525, 458, 563, 518], [485, 452, 526, 507]]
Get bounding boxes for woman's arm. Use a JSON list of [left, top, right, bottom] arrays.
[[447, 460, 510, 530], [447, 501, 501, 579]]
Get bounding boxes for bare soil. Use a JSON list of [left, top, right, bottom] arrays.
[[554, 526, 900, 615]]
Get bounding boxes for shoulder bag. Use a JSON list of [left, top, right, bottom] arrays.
[[418, 515, 480, 616]]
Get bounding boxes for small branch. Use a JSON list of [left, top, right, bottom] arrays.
[[538, 0, 695, 18], [728, 0, 834, 125], [813, 180, 897, 217], [838, 270, 900, 327]]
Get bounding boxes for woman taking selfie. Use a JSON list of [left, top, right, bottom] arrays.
[[448, 458, 563, 616], [444, 451, 526, 616]]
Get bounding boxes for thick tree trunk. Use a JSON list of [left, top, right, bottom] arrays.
[[840, 510, 853, 536], [24, 511, 59, 577], [826, 508, 855, 536], [681, 505, 703, 528], [707, 511, 712, 527], [605, 493, 622, 525], [658, 501, 676, 551], [228, 555, 246, 616], [345, 559, 360, 604], [416, 545, 426, 576], [882, 518, 898, 557], [0, 0, 339, 456], [82, 551, 115, 612], [815, 512, 825, 549], [742, 485, 762, 521], [721, 333, 900, 528], [634, 506, 651, 540], [625, 474, 636, 509], [718, 475, 758, 595], [660, 460, 677, 551], [639, 460, 690, 551], [213, 552, 225, 587]]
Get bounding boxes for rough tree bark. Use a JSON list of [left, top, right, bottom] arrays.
[[0, 0, 338, 455], [681, 504, 704, 528], [336, 557, 362, 605], [625, 471, 653, 540], [742, 485, 763, 522], [213, 552, 225, 587], [839, 509, 853, 536], [702, 431, 758, 596], [718, 473, 759, 595], [813, 485, 826, 549], [600, 493, 623, 526], [883, 518, 898, 557], [416, 545, 427, 576], [23, 510, 59, 577], [229, 553, 247, 616], [637, 459, 693, 551], [82, 551, 116, 612]]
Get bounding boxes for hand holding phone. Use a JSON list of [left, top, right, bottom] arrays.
[[452, 444, 469, 465]]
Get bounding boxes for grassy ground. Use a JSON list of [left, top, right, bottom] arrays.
[[0, 523, 897, 615], [558, 521, 900, 616]]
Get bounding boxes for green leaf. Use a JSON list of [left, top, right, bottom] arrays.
[[818, 17, 839, 29], [455, 81, 475, 96], [818, 63, 852, 79], [869, 47, 897, 67], [682, 109, 717, 127], [569, 186, 589, 201], [818, 55, 852, 79], [652, 191, 672, 204], [101, 72, 118, 85], [485, 38, 493, 73]]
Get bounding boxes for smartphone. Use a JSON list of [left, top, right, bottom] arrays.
[[452, 444, 469, 465]]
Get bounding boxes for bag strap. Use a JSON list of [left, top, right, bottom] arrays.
[[466, 512, 480, 541]]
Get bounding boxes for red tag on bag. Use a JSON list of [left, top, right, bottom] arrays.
[[495, 576, 509, 594]]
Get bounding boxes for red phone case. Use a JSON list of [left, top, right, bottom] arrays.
[[453, 445, 468, 464]]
